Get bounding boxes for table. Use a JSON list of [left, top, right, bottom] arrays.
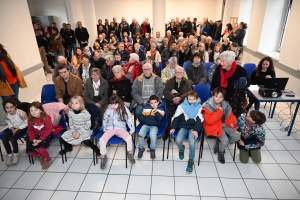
[[247, 85, 300, 136]]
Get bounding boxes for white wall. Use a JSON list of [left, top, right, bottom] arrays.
[[28, 0, 68, 29]]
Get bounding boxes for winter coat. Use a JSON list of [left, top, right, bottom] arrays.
[[54, 73, 83, 100], [83, 77, 108, 106], [139, 101, 164, 127], [202, 97, 237, 138], [186, 61, 207, 85], [161, 65, 188, 84], [123, 61, 142, 82], [108, 76, 132, 103], [103, 104, 135, 134], [163, 76, 192, 104]]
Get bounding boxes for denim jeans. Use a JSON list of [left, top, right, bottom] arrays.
[[135, 104, 144, 120], [1, 81, 19, 101], [138, 124, 158, 150], [67, 44, 77, 62], [176, 128, 197, 160], [54, 50, 64, 64]]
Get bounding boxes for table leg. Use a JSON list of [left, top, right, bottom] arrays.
[[271, 102, 277, 118], [255, 101, 261, 110], [288, 102, 300, 136]]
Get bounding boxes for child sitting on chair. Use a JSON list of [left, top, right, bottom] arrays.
[[202, 87, 240, 164], [237, 110, 266, 163], [138, 95, 165, 159], [170, 91, 203, 174]]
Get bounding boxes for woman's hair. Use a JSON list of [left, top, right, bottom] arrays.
[[91, 68, 101, 76], [255, 56, 275, 76], [219, 51, 235, 63], [123, 36, 129, 42], [212, 87, 226, 99], [105, 94, 128, 122], [187, 90, 199, 99], [249, 110, 266, 125], [214, 42, 221, 49], [52, 27, 59, 34], [81, 54, 89, 60], [135, 32, 141, 38], [193, 52, 203, 59], [240, 22, 248, 29], [0, 43, 5, 53], [2, 98, 21, 111], [70, 96, 86, 111], [75, 47, 82, 56], [226, 23, 233, 31], [28, 102, 48, 125], [112, 65, 124, 75]]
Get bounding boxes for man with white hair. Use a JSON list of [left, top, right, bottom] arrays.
[[205, 36, 215, 54], [131, 63, 164, 119], [161, 57, 188, 85], [178, 32, 184, 38], [133, 43, 145, 61], [154, 31, 163, 47], [114, 42, 129, 61], [166, 30, 175, 42], [52, 56, 75, 81], [101, 55, 116, 81]]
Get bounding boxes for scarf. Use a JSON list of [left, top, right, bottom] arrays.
[[142, 23, 148, 33], [150, 50, 156, 58], [180, 98, 202, 119], [220, 60, 237, 88], [0, 49, 17, 82], [113, 75, 126, 82]]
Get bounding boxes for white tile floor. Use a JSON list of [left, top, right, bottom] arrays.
[[1, 75, 300, 199]]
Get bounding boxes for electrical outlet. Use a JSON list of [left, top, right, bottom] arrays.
[[297, 68, 300, 73]]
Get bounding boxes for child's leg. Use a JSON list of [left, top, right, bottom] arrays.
[[239, 149, 250, 163], [250, 149, 261, 163], [99, 130, 118, 155], [187, 129, 197, 160], [9, 128, 27, 154], [149, 126, 158, 150], [222, 124, 240, 144], [28, 150, 40, 158], [138, 125, 150, 149], [115, 130, 133, 152], [218, 131, 229, 153], [176, 128, 188, 150], [37, 147, 51, 161], [2, 130, 14, 155], [59, 137, 73, 149], [82, 139, 100, 154]]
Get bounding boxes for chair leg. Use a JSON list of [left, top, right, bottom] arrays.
[[60, 140, 64, 164], [263, 102, 267, 108], [0, 146, 3, 162], [162, 138, 165, 161], [198, 132, 204, 166], [167, 134, 171, 159], [125, 142, 128, 169], [31, 155, 34, 164], [200, 133, 205, 159], [268, 102, 273, 118], [28, 154, 31, 163], [233, 142, 237, 162]]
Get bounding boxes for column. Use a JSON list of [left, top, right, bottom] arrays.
[[152, 0, 166, 36]]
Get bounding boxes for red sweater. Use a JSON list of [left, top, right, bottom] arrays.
[[27, 116, 52, 141]]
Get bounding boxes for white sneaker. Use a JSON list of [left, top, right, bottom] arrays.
[[6, 156, 12, 166], [12, 153, 19, 165]]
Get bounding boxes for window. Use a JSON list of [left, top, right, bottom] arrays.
[[278, 0, 293, 51]]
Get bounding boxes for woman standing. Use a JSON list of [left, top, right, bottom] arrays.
[[50, 27, 65, 64], [231, 22, 247, 47], [0, 43, 27, 101]]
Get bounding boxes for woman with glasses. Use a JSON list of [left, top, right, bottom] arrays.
[[198, 42, 209, 62]]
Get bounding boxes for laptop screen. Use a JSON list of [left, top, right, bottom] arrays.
[[264, 78, 289, 90]]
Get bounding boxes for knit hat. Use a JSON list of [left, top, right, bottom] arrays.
[[130, 53, 139, 62], [234, 77, 247, 89]]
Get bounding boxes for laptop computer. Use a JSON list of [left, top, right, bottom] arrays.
[[258, 78, 289, 90]]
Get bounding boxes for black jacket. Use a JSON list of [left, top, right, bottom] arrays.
[[232, 29, 246, 46], [205, 43, 215, 52], [178, 49, 192, 67], [64, 29, 76, 45], [114, 49, 129, 61], [186, 61, 207, 85], [77, 63, 96, 81], [133, 50, 145, 61], [90, 57, 106, 70], [213, 25, 222, 41], [75, 27, 89, 43], [211, 65, 248, 101], [250, 70, 276, 85], [108, 77, 132, 103], [161, 48, 179, 63]]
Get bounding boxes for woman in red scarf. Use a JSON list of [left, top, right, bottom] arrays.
[[108, 65, 132, 106], [123, 53, 142, 83], [210, 51, 248, 116]]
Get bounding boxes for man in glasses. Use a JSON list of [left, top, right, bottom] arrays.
[[131, 63, 164, 119]]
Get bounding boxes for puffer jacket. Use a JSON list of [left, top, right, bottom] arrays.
[[202, 97, 237, 138], [102, 104, 135, 134], [139, 101, 165, 127]]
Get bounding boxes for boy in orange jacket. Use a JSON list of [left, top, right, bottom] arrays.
[[202, 87, 240, 164]]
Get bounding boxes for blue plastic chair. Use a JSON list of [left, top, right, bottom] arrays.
[[135, 102, 168, 161], [194, 84, 211, 103], [41, 84, 58, 104], [158, 62, 163, 71], [140, 45, 145, 52], [204, 62, 213, 72], [243, 63, 256, 77], [183, 62, 189, 70]]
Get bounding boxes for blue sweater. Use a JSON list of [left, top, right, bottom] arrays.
[[139, 102, 164, 127]]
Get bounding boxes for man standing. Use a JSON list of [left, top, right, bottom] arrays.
[[75, 21, 89, 49], [33, 22, 52, 74], [64, 24, 76, 62], [213, 20, 223, 41], [54, 64, 83, 105]]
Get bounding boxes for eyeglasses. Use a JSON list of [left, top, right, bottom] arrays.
[[91, 74, 99, 76], [175, 72, 183, 74], [143, 68, 152, 71]]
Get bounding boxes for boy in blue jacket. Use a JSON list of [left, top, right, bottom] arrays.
[[170, 91, 204, 173], [237, 110, 266, 163], [138, 95, 165, 159]]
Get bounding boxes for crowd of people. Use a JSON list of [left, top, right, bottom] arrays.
[[0, 16, 272, 173]]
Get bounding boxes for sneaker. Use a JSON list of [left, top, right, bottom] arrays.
[[186, 159, 194, 173], [59, 147, 73, 155], [150, 149, 156, 159], [218, 151, 225, 164], [38, 156, 45, 166], [127, 152, 136, 164], [42, 158, 52, 170], [213, 138, 219, 154], [11, 153, 19, 165], [6, 155, 12, 166], [138, 148, 145, 159], [179, 145, 185, 160], [100, 155, 108, 169]]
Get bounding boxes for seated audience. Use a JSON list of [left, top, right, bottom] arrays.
[[123, 53, 142, 83], [158, 37, 169, 54], [198, 42, 209, 62], [114, 42, 129, 61], [230, 42, 242, 65], [90, 51, 106, 70], [154, 31, 163, 47], [54, 64, 83, 105], [102, 55, 115, 81], [133, 43, 145, 61], [71, 47, 83, 69], [114, 53, 124, 66], [186, 52, 207, 86], [83, 46, 92, 59], [205, 36, 215, 54], [131, 63, 164, 119], [93, 42, 101, 52], [132, 33, 145, 46], [161, 41, 179, 65], [84, 68, 108, 110], [95, 34, 108, 50], [207, 58, 220, 84], [126, 44, 133, 54], [77, 54, 95, 85], [53, 56, 76, 81], [237, 110, 266, 163], [145, 56, 161, 77], [108, 65, 132, 106], [146, 43, 161, 63], [190, 39, 199, 55], [209, 42, 221, 63], [123, 36, 132, 49], [100, 44, 112, 58], [161, 57, 188, 85], [220, 38, 231, 52], [178, 42, 192, 66]]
